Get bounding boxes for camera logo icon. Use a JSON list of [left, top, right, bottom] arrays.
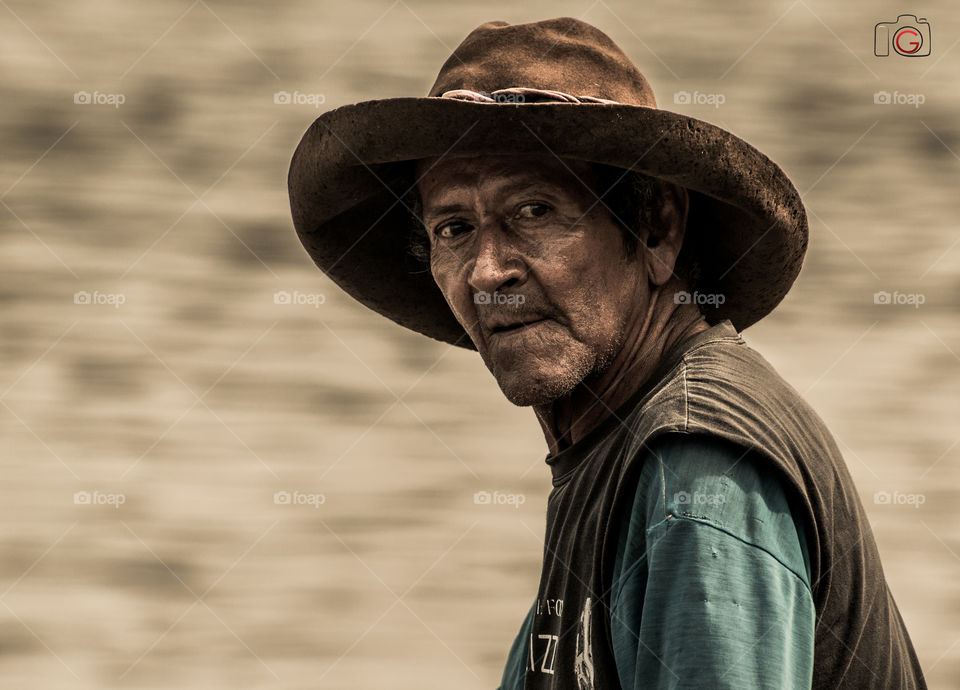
[[875, 15, 931, 57]]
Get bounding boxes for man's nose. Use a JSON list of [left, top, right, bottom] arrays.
[[466, 224, 527, 294]]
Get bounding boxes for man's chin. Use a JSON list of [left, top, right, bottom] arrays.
[[477, 332, 601, 407], [490, 363, 590, 407], [498, 381, 562, 407]]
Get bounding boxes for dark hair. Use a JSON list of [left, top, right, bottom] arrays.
[[403, 162, 702, 292]]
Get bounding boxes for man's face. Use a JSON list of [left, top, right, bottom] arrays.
[[416, 153, 654, 407]]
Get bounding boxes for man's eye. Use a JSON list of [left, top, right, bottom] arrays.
[[517, 203, 551, 219], [434, 220, 471, 239]]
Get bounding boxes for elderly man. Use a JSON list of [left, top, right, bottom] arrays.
[[288, 17, 926, 690]]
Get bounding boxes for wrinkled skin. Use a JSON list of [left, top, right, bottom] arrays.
[[415, 153, 709, 453]]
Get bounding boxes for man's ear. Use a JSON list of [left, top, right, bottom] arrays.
[[646, 182, 689, 287]]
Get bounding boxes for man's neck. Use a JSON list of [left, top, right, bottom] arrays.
[[533, 304, 710, 456]]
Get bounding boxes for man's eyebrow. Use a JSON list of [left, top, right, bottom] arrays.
[[422, 202, 468, 220], [421, 177, 569, 219]]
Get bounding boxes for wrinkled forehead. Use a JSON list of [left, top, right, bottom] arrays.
[[413, 153, 596, 202]]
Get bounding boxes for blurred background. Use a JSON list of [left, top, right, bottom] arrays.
[[1, 0, 958, 687]]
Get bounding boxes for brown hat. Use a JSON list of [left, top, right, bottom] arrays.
[[288, 17, 807, 349]]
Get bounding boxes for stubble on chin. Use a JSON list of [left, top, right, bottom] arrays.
[[482, 337, 612, 408], [488, 317, 629, 407]]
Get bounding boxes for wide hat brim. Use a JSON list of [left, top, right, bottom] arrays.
[[288, 97, 807, 349]]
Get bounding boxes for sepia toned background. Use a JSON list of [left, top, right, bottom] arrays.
[[1, 0, 958, 687]]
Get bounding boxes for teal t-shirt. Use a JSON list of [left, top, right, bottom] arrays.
[[499, 433, 815, 689]]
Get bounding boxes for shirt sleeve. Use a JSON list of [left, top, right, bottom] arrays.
[[609, 432, 816, 690], [497, 600, 534, 690]]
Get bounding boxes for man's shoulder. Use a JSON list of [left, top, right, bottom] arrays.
[[626, 327, 792, 414], [612, 331, 814, 448], [679, 331, 811, 411], [621, 327, 835, 463]]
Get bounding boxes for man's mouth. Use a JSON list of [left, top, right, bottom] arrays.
[[490, 317, 548, 336]]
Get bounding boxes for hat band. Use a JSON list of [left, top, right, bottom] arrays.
[[440, 87, 619, 104]]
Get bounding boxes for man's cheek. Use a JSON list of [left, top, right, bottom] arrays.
[[453, 293, 477, 332], [432, 257, 474, 310], [435, 278, 475, 331]]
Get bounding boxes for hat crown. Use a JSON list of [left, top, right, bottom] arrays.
[[427, 17, 658, 107]]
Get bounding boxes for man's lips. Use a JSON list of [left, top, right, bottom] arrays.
[[488, 317, 549, 336]]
